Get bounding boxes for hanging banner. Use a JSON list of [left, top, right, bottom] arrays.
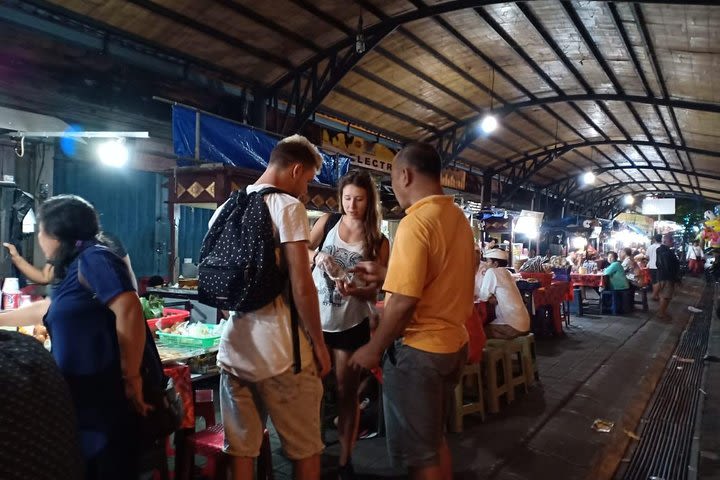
[[321, 130, 395, 174], [172, 105, 349, 185], [440, 168, 467, 190]]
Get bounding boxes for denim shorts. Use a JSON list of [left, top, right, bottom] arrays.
[[382, 340, 468, 468]]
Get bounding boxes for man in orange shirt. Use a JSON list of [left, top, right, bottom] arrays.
[[350, 142, 474, 480]]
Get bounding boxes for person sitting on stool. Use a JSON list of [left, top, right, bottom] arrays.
[[603, 251, 630, 291], [477, 249, 530, 340]]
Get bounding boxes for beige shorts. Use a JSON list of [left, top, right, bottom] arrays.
[[657, 281, 675, 300], [220, 363, 324, 460]]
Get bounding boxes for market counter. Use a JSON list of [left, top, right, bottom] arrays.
[[146, 287, 221, 323]]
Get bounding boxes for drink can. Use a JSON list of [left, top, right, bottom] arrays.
[[3, 292, 21, 310]]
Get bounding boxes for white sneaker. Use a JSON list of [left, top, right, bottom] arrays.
[[688, 306, 703, 313]]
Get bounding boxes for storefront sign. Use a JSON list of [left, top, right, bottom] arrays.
[[321, 130, 395, 174], [440, 168, 467, 190]]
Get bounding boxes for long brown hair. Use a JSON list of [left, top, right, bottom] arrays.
[[338, 170, 383, 260]]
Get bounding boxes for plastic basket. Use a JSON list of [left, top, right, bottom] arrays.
[[147, 308, 190, 332], [156, 331, 221, 349]]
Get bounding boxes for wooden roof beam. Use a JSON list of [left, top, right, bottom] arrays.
[[560, 1, 681, 189], [632, 3, 702, 196], [608, 2, 697, 195]]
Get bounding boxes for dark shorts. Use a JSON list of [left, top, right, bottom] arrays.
[[650, 269, 658, 284], [323, 318, 371, 352], [382, 340, 468, 468]]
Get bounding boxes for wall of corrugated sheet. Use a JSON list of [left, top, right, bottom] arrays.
[[53, 156, 165, 277], [178, 205, 213, 265]]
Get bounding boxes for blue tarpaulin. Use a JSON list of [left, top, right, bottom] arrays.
[[172, 105, 349, 185]]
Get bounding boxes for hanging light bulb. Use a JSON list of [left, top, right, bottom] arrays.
[[355, 14, 366, 54], [623, 194, 635, 205], [480, 115, 498, 133], [582, 171, 596, 185]]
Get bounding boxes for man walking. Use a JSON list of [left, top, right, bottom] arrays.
[[350, 142, 475, 480], [647, 234, 662, 301], [213, 135, 331, 480], [686, 240, 704, 276], [656, 236, 681, 321]]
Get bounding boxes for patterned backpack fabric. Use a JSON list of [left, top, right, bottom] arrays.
[[0, 331, 83, 480], [198, 187, 289, 312]]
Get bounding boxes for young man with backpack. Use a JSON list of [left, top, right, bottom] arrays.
[[208, 134, 331, 480]]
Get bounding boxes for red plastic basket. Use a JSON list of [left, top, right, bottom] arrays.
[[147, 308, 190, 332]]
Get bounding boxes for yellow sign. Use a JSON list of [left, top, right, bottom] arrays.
[[441, 168, 467, 190], [322, 130, 395, 173]]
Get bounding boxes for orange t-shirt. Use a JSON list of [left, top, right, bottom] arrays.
[[382, 195, 474, 353]]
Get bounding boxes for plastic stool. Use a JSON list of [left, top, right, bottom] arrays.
[[487, 339, 528, 402], [449, 363, 485, 432], [569, 287, 584, 315], [194, 389, 215, 429], [183, 426, 273, 480], [634, 286, 649, 312], [482, 347, 511, 414], [601, 290, 627, 315], [512, 333, 539, 386]]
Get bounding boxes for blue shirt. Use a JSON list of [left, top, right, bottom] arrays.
[[44, 244, 136, 459], [603, 261, 630, 291]]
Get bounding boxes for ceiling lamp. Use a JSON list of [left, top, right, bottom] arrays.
[[480, 115, 498, 133], [623, 194, 635, 206], [97, 138, 128, 167], [582, 171, 596, 185]]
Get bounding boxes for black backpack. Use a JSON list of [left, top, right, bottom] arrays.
[[198, 187, 289, 311]]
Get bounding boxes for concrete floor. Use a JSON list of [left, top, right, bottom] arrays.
[[264, 277, 706, 480]]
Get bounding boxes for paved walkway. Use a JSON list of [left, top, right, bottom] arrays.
[[266, 278, 706, 480]]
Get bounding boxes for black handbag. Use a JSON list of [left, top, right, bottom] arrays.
[[137, 326, 184, 444]]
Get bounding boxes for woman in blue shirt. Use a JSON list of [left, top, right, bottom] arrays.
[[0, 195, 150, 479], [603, 251, 630, 291]]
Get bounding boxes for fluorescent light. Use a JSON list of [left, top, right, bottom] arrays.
[[97, 139, 128, 167], [571, 236, 587, 249], [480, 115, 498, 134], [582, 171, 596, 185], [623, 194, 635, 205]]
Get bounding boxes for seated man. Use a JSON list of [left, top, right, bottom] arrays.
[[478, 249, 530, 339], [603, 251, 630, 291]]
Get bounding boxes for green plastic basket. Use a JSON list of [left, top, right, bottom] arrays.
[[156, 332, 221, 349]]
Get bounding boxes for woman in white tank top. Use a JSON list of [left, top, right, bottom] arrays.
[[309, 171, 390, 478]]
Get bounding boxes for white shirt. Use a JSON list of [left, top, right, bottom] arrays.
[[313, 220, 371, 332], [687, 245, 704, 260], [647, 243, 660, 269], [478, 267, 530, 332], [211, 184, 313, 382]]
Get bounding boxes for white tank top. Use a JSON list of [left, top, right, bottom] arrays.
[[312, 220, 371, 332]]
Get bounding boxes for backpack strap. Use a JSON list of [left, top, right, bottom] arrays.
[[254, 185, 304, 374], [256, 187, 292, 197]]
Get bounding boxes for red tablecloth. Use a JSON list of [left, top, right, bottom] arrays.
[[571, 273, 605, 288], [163, 364, 195, 430], [533, 282, 567, 335]]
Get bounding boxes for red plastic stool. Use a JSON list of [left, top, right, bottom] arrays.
[[194, 389, 216, 428], [182, 426, 273, 480]]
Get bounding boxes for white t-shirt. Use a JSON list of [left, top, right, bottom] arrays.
[[312, 220, 371, 332], [478, 267, 530, 332], [211, 184, 314, 382], [647, 243, 660, 269], [687, 245, 703, 260]]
